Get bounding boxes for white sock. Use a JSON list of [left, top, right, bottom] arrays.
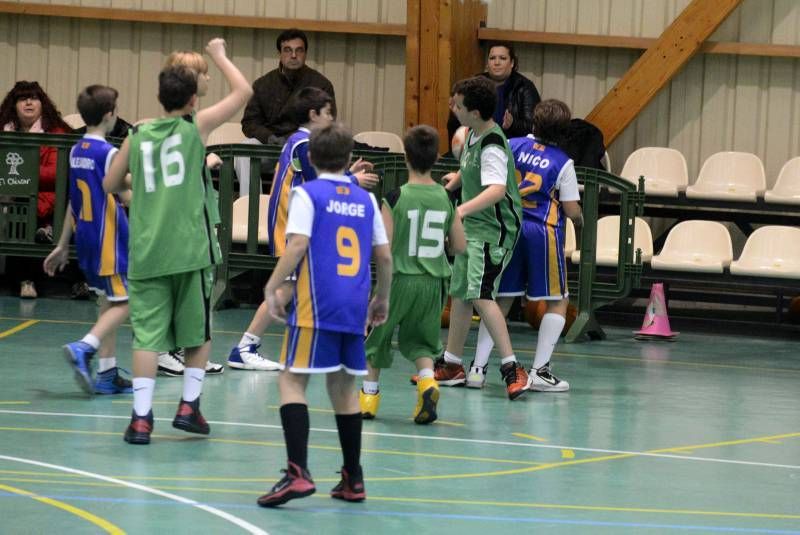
[[362, 380, 379, 394], [81, 334, 100, 350], [97, 357, 116, 373], [239, 332, 260, 348], [132, 377, 155, 417], [473, 320, 494, 368], [183, 368, 206, 402], [500, 355, 517, 366], [533, 313, 565, 369], [443, 351, 462, 365], [417, 368, 434, 379]]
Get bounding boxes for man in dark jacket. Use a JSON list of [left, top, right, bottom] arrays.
[[236, 28, 336, 195]]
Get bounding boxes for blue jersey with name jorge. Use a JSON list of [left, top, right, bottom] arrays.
[[288, 176, 376, 335]]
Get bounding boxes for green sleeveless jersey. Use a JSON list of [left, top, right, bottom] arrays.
[[127, 114, 221, 279], [459, 124, 521, 249], [383, 183, 454, 278]]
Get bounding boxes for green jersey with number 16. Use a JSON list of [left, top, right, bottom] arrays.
[[383, 183, 455, 279], [127, 114, 221, 280]]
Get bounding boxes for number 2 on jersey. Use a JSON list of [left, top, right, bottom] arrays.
[[336, 226, 361, 277]]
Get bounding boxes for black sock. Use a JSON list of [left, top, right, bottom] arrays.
[[280, 403, 309, 470], [335, 412, 362, 474]]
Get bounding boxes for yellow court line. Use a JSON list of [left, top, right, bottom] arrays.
[[2, 476, 798, 522], [0, 482, 125, 534], [0, 320, 39, 339], [0, 402, 30, 405], [513, 432, 547, 442], [561, 450, 575, 459]]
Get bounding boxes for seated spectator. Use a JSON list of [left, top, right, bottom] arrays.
[[447, 42, 541, 150], [0, 81, 72, 298], [236, 28, 336, 196]]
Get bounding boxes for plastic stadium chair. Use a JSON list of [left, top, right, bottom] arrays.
[[729, 226, 800, 278], [62, 113, 85, 130], [571, 216, 653, 266], [650, 220, 732, 273], [231, 195, 270, 245], [207, 122, 246, 146], [354, 131, 404, 153], [764, 157, 800, 205], [685, 151, 765, 201], [564, 218, 576, 258], [620, 147, 688, 197]]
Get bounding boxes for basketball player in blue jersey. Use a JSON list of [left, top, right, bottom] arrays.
[[44, 85, 133, 395], [470, 99, 582, 392], [257, 123, 392, 508], [226, 87, 379, 372]]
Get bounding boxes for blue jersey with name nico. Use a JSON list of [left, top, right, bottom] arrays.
[[289, 179, 375, 335], [68, 135, 129, 276], [509, 135, 572, 228]]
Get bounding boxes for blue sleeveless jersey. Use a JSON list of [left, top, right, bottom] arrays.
[[509, 135, 572, 228], [289, 179, 375, 335], [68, 135, 129, 276]]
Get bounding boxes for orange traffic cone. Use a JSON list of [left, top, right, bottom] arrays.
[[634, 283, 678, 341]]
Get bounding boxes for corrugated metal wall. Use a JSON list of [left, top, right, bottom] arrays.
[[487, 0, 800, 187], [0, 0, 407, 135]]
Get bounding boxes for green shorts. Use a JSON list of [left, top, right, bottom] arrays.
[[365, 274, 447, 369], [129, 267, 214, 352], [450, 240, 513, 301]]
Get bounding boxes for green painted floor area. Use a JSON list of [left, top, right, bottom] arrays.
[[0, 296, 799, 534]]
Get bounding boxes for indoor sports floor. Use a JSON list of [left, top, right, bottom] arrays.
[[0, 296, 798, 534]]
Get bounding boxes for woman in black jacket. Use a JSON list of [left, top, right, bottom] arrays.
[[447, 42, 541, 149]]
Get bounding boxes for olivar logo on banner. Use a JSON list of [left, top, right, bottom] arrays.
[[0, 147, 37, 193], [6, 152, 23, 175]]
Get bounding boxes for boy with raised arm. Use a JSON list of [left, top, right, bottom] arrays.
[[104, 38, 253, 444]]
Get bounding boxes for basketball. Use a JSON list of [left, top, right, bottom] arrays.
[[451, 126, 468, 160], [441, 297, 452, 328], [524, 300, 578, 336]]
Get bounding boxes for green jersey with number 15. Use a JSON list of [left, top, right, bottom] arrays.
[[127, 114, 221, 280], [383, 183, 455, 279]]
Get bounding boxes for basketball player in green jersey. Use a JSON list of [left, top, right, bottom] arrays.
[[436, 76, 528, 400], [359, 125, 465, 424], [104, 38, 253, 444]]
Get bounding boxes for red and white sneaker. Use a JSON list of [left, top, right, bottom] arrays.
[[410, 357, 466, 387], [500, 361, 529, 400], [257, 461, 316, 507]]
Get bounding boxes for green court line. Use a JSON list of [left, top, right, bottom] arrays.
[[1, 476, 798, 522], [0, 482, 125, 534], [0, 320, 39, 339]]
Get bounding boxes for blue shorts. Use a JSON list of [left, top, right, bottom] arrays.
[[279, 325, 367, 375], [498, 220, 568, 300], [83, 270, 129, 302]]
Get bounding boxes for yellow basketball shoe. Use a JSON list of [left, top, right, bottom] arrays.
[[413, 377, 439, 425], [359, 389, 381, 419]]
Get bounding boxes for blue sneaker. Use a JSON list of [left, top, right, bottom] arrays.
[[94, 367, 133, 395], [63, 341, 95, 395]]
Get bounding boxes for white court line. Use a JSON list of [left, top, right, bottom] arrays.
[[0, 454, 269, 535], [1, 409, 799, 471]]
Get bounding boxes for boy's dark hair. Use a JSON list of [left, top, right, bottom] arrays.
[[452, 76, 497, 121], [309, 122, 353, 173], [403, 125, 439, 174], [485, 41, 518, 72], [158, 66, 197, 112], [76, 85, 118, 127], [533, 99, 572, 145], [276, 28, 308, 52], [291, 87, 333, 126]]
